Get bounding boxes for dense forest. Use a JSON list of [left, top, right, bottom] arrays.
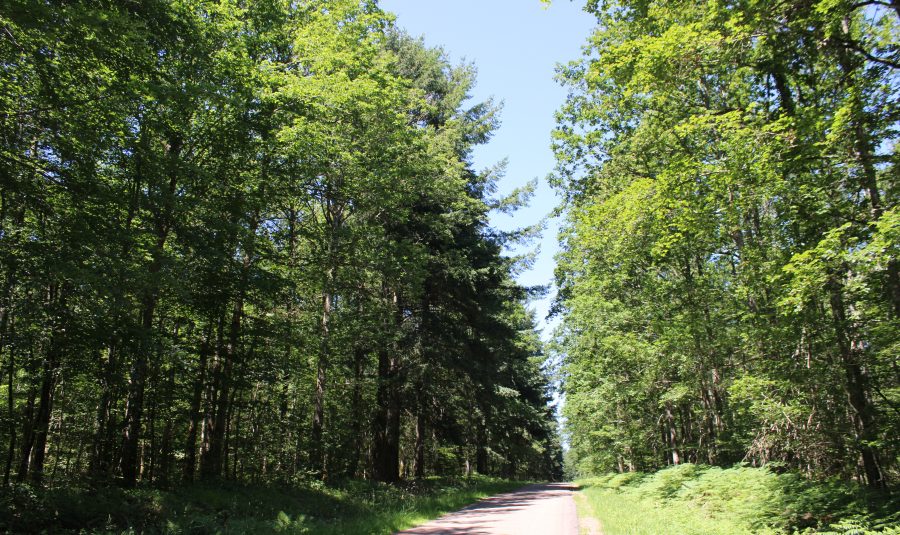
[[554, 0, 899, 489], [0, 0, 562, 492]]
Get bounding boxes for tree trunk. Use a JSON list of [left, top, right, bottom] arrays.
[[200, 311, 225, 478], [27, 344, 59, 487], [312, 189, 343, 480], [3, 314, 14, 486], [311, 288, 331, 479], [183, 327, 210, 482], [372, 343, 401, 483], [828, 280, 884, 488], [373, 290, 403, 484], [15, 379, 36, 483], [121, 134, 181, 487], [475, 418, 488, 475], [347, 344, 365, 478], [665, 401, 681, 466], [90, 345, 120, 481], [414, 404, 426, 479]]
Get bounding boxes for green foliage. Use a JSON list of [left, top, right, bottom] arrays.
[[554, 0, 900, 487], [0, 0, 559, 498], [577, 465, 900, 535], [0, 476, 524, 534]]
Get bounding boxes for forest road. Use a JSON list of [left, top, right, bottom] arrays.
[[395, 482, 580, 535]]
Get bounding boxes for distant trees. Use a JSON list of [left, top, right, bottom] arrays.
[[554, 0, 899, 488], [0, 0, 561, 488]]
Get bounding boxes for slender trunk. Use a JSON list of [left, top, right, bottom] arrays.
[[3, 314, 14, 485], [15, 365, 36, 482], [311, 288, 331, 479], [18, 284, 65, 486], [373, 290, 402, 483], [90, 345, 119, 480], [92, 148, 141, 482], [157, 360, 175, 486], [183, 327, 210, 482], [121, 134, 181, 487], [200, 312, 225, 478], [347, 344, 365, 478], [204, 300, 239, 479], [828, 280, 884, 488], [414, 406, 426, 479], [120, 287, 157, 486], [665, 401, 680, 466], [372, 343, 401, 483], [27, 344, 58, 487], [2, 203, 22, 485], [475, 417, 488, 474], [312, 191, 343, 479]]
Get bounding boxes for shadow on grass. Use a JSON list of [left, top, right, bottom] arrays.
[[1, 475, 527, 534]]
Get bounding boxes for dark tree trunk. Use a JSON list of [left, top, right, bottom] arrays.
[[475, 420, 488, 475], [200, 312, 225, 479], [312, 193, 343, 480], [373, 345, 401, 483], [311, 289, 331, 479], [3, 315, 14, 486], [183, 327, 210, 482], [120, 289, 157, 487], [121, 134, 181, 488], [414, 406, 426, 479], [15, 371, 36, 483], [347, 344, 365, 478], [828, 281, 884, 488], [27, 344, 58, 487], [90, 345, 119, 481]]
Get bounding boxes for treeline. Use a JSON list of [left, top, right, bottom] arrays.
[[0, 0, 561, 490], [554, 0, 899, 488]]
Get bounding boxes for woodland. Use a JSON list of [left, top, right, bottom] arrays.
[[1, 0, 900, 533], [554, 0, 899, 490], [0, 0, 560, 497]]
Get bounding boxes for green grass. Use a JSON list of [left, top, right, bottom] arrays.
[[574, 465, 900, 535], [1, 475, 526, 534]]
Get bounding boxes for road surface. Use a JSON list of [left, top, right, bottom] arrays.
[[396, 482, 580, 535]]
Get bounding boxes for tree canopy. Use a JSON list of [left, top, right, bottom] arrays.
[[553, 0, 899, 488], [0, 0, 562, 489]]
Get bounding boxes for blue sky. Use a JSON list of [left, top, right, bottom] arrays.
[[379, 0, 595, 339]]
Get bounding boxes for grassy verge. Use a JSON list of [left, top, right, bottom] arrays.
[[1, 475, 526, 534], [574, 464, 899, 535]]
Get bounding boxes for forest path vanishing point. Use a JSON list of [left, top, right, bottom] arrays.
[[396, 483, 580, 535]]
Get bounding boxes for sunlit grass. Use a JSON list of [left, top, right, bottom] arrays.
[[573, 465, 899, 535]]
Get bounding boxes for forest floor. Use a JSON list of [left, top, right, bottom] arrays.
[[1, 475, 524, 534], [396, 482, 579, 535], [572, 464, 900, 535]]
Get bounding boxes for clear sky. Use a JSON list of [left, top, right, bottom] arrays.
[[378, 0, 595, 340]]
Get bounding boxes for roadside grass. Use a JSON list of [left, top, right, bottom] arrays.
[[1, 475, 525, 534], [575, 464, 900, 535]]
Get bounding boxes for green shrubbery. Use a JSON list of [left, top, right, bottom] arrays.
[[0, 476, 523, 534], [577, 465, 900, 535]]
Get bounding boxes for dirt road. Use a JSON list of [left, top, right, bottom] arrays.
[[396, 482, 579, 535]]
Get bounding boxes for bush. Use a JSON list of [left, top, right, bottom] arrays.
[[576, 464, 899, 535]]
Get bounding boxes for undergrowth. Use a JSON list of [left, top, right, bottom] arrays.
[[0, 475, 525, 534], [576, 464, 899, 535]]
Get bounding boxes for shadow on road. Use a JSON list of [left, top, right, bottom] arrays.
[[397, 483, 578, 535]]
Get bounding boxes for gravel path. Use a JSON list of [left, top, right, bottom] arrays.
[[396, 482, 579, 535]]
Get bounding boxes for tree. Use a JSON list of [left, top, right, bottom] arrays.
[[553, 0, 899, 487]]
